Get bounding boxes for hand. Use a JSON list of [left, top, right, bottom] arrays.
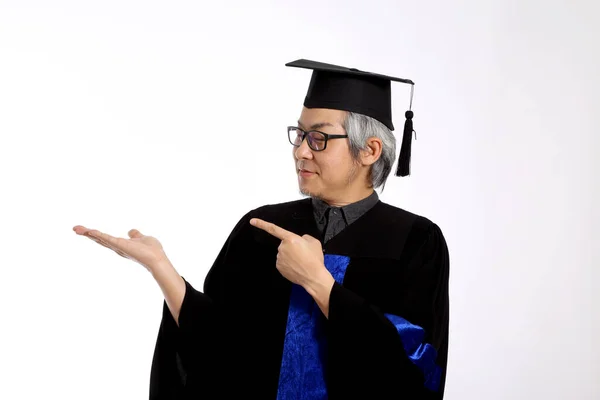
[[249, 218, 331, 289], [73, 225, 169, 272]]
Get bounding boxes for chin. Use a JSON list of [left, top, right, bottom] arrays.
[[299, 184, 318, 198]]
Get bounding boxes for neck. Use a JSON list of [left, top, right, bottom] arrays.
[[318, 187, 375, 207]]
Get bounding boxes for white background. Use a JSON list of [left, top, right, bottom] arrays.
[[1, 0, 598, 399]]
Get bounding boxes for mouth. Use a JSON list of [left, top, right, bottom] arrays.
[[298, 169, 316, 177]]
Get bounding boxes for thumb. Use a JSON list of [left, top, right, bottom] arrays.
[[128, 229, 143, 239]]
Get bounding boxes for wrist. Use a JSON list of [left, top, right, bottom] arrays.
[[149, 257, 174, 277], [304, 267, 335, 318], [304, 267, 335, 299]]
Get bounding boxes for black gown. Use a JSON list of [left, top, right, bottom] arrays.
[[149, 198, 450, 399]]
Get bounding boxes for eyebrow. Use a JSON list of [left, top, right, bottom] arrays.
[[297, 120, 336, 131]]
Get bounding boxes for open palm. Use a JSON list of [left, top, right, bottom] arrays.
[[73, 225, 168, 271]]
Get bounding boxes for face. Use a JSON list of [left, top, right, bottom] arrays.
[[293, 107, 365, 204]]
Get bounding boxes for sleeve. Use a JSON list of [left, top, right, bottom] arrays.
[[148, 212, 253, 400], [326, 222, 450, 400]]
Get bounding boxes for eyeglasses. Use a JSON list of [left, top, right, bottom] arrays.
[[287, 126, 348, 151]]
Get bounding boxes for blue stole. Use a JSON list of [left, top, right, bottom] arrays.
[[275, 254, 441, 399]]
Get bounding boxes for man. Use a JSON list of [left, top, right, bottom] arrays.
[[74, 59, 450, 399]]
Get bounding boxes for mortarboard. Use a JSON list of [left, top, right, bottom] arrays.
[[285, 59, 416, 177]]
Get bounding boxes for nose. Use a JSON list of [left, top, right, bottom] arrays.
[[294, 135, 313, 160]]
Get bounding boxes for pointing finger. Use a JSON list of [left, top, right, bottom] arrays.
[[250, 218, 296, 241]]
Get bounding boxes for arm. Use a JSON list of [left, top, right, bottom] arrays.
[[304, 268, 336, 318], [325, 222, 450, 399], [149, 259, 186, 325]]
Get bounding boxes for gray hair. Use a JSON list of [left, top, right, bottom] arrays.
[[342, 111, 397, 189]]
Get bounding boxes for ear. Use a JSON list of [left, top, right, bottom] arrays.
[[359, 137, 383, 166]]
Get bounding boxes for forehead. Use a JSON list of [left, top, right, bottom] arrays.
[[298, 107, 347, 129]]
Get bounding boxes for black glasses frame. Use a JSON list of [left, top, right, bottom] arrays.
[[287, 126, 348, 151]]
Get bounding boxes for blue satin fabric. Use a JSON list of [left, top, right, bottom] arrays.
[[276, 255, 350, 400], [276, 255, 441, 398], [383, 313, 442, 391]]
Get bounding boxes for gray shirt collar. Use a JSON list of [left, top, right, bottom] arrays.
[[311, 190, 379, 226]]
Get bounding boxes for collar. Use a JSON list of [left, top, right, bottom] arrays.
[[311, 190, 379, 225]]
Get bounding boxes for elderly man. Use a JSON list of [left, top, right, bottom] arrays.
[[74, 59, 450, 399]]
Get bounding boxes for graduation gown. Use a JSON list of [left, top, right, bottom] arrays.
[[149, 198, 450, 399]]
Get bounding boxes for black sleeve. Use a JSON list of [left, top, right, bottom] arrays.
[[148, 212, 253, 400], [326, 222, 450, 399]]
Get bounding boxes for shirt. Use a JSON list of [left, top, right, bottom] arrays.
[[311, 190, 380, 243]]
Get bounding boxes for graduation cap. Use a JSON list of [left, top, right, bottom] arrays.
[[286, 59, 416, 177]]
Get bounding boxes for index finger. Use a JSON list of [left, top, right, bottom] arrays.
[[250, 218, 295, 241]]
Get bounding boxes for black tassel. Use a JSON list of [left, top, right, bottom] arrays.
[[395, 110, 414, 177]]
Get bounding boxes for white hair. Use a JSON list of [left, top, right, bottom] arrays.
[[342, 111, 397, 189]]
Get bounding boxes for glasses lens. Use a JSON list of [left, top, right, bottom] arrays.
[[288, 127, 303, 146], [307, 131, 326, 150]]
